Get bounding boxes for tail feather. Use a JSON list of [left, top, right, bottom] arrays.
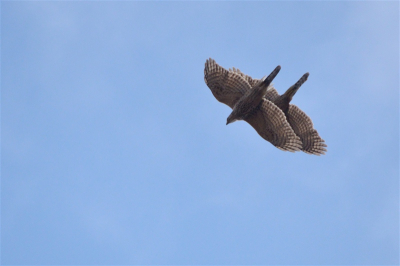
[[283, 72, 309, 100], [262, 65, 281, 88]]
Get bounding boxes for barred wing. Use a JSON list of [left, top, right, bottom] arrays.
[[245, 99, 302, 152], [204, 59, 251, 109], [286, 105, 327, 155], [230, 67, 260, 87], [230, 67, 280, 101], [264, 87, 280, 101]]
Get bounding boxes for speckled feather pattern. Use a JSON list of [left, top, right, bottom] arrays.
[[229, 65, 327, 155], [245, 100, 302, 152], [204, 59, 250, 109], [204, 58, 303, 152], [287, 105, 327, 155]]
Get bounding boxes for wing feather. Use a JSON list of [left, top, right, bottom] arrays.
[[230, 67, 280, 101], [204, 59, 326, 154], [204, 58, 251, 109], [286, 105, 327, 155], [264, 87, 280, 101], [230, 67, 260, 87], [245, 100, 302, 152]]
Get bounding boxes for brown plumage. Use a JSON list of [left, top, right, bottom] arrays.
[[204, 58, 302, 152], [231, 67, 327, 155], [226, 65, 281, 125]]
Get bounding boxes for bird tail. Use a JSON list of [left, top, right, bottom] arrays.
[[283, 72, 309, 100], [262, 65, 281, 88]]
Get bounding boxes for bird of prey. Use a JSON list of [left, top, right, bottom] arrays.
[[230, 67, 327, 155], [204, 58, 302, 152]]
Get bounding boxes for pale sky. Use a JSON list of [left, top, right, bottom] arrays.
[[2, 1, 399, 264]]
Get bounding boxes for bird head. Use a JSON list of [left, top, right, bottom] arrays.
[[226, 113, 238, 125]]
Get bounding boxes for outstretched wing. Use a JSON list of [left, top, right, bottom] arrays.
[[286, 105, 327, 155], [230, 67, 280, 101], [245, 99, 302, 152], [230, 67, 260, 87], [204, 59, 251, 109]]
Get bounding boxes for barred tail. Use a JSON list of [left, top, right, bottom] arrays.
[[283, 72, 309, 100], [262, 65, 281, 88]]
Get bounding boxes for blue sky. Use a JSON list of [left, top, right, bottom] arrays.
[[2, 1, 398, 265]]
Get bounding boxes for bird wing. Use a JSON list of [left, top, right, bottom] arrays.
[[204, 59, 251, 109], [263, 87, 280, 101], [230, 67, 280, 101], [230, 67, 260, 87], [286, 104, 327, 155], [245, 99, 302, 152]]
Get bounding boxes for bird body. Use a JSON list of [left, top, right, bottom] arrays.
[[204, 58, 303, 152], [230, 66, 327, 155], [226, 65, 281, 125]]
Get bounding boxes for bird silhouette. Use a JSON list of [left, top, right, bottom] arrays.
[[204, 58, 302, 152], [230, 67, 327, 155]]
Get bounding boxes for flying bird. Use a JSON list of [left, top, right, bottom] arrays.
[[230, 67, 327, 155], [204, 58, 302, 152]]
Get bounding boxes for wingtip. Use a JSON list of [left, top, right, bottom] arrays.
[[205, 57, 215, 65]]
